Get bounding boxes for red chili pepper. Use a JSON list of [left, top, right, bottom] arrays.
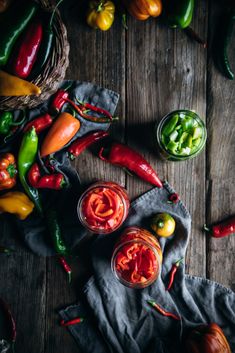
[[0, 245, 14, 254], [65, 98, 116, 123], [147, 300, 180, 321], [23, 113, 53, 134], [60, 317, 84, 327], [204, 216, 235, 238], [50, 89, 69, 116], [166, 258, 184, 291], [28, 163, 66, 190], [10, 18, 43, 78], [167, 193, 180, 204], [0, 298, 16, 343], [58, 256, 72, 283], [99, 142, 163, 188], [67, 130, 109, 160]]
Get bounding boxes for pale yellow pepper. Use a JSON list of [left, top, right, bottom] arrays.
[[0, 191, 34, 220], [0, 70, 41, 96], [87, 0, 115, 31]]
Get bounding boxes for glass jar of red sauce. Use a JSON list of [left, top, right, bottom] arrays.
[[111, 227, 163, 288], [77, 181, 130, 234]]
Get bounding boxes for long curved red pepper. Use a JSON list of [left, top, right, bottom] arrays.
[[147, 300, 180, 320], [99, 142, 163, 188], [23, 113, 53, 134], [10, 18, 43, 79], [28, 163, 65, 190], [67, 130, 109, 160], [204, 216, 235, 238], [166, 258, 183, 291]]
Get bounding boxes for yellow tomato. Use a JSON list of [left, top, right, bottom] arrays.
[[86, 0, 115, 31], [151, 213, 176, 237]]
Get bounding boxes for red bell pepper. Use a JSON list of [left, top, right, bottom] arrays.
[[10, 18, 43, 79], [99, 142, 163, 188]]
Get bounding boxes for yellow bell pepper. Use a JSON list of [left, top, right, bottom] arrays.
[[0, 191, 34, 220], [0, 70, 41, 96], [86, 0, 115, 31]]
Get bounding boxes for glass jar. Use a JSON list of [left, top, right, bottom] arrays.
[[77, 181, 130, 234], [155, 110, 207, 161], [111, 227, 163, 288]]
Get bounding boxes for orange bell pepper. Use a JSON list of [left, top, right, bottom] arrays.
[[40, 112, 81, 157], [0, 153, 17, 191], [123, 0, 162, 20]]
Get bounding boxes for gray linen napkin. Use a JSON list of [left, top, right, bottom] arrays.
[[59, 182, 235, 353], [7, 81, 119, 256]]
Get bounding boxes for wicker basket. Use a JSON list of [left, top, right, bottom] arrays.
[[0, 0, 70, 110]]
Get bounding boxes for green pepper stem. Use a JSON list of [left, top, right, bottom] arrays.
[[175, 257, 184, 267], [97, 1, 104, 12], [157, 220, 164, 228], [49, 0, 64, 28], [10, 110, 26, 126], [203, 224, 211, 233]]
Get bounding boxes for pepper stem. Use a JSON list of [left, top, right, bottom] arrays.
[[203, 224, 211, 233], [7, 164, 17, 178], [184, 27, 207, 48], [175, 257, 184, 267], [157, 220, 164, 229], [97, 1, 104, 12], [147, 300, 155, 306], [10, 110, 26, 126]]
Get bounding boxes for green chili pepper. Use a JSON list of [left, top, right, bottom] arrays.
[[166, 0, 194, 29], [29, 0, 64, 80], [46, 207, 68, 255], [216, 10, 235, 80], [18, 127, 43, 215], [0, 111, 26, 136], [0, 1, 38, 66], [162, 114, 179, 136]]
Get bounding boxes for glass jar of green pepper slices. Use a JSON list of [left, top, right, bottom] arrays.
[[155, 110, 207, 161]]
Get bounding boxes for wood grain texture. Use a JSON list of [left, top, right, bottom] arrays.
[[206, 0, 235, 291], [0, 1, 234, 352]]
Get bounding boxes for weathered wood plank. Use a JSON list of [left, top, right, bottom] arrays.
[[206, 1, 235, 290], [125, 2, 208, 278], [45, 1, 126, 352]]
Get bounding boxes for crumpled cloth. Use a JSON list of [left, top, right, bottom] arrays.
[[59, 182, 235, 353]]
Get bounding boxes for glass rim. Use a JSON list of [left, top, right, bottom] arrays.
[[77, 182, 129, 234], [111, 238, 161, 289], [156, 109, 207, 160]]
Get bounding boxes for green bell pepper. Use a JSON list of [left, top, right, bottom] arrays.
[[167, 0, 194, 29], [0, 111, 26, 136]]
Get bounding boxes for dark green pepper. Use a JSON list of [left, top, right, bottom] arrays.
[[18, 127, 43, 215], [46, 207, 68, 255], [0, 111, 26, 136], [29, 0, 63, 80], [166, 0, 194, 29], [0, 1, 38, 66], [215, 10, 235, 80]]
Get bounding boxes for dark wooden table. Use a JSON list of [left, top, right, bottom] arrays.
[[0, 1, 234, 352]]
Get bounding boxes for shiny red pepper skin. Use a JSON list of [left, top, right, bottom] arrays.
[[10, 18, 43, 79], [205, 216, 235, 238], [50, 89, 69, 116], [68, 130, 109, 160], [99, 142, 163, 188], [28, 163, 65, 190], [23, 113, 53, 134]]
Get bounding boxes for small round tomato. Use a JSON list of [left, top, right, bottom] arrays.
[[151, 213, 175, 237]]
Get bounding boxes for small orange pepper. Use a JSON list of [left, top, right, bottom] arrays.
[[40, 112, 81, 157]]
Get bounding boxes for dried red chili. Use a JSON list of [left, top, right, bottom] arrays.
[[99, 142, 163, 188], [58, 256, 72, 283], [28, 163, 66, 190], [60, 317, 84, 326], [147, 300, 180, 321], [204, 216, 235, 238], [23, 113, 53, 134], [167, 192, 180, 204], [67, 130, 109, 160], [166, 257, 184, 291], [0, 298, 16, 345]]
